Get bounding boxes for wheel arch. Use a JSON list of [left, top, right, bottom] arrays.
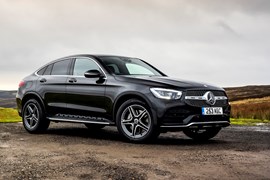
[[113, 92, 157, 125], [22, 92, 46, 114]]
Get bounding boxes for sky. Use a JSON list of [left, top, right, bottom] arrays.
[[0, 0, 269, 90]]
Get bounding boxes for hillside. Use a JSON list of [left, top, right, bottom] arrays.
[[224, 85, 270, 120], [0, 90, 17, 108], [230, 97, 270, 120], [225, 85, 270, 102]]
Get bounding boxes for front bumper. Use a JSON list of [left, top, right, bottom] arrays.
[[160, 118, 230, 128], [149, 95, 231, 129]]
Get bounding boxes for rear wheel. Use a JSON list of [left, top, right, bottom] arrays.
[[22, 99, 50, 133], [183, 128, 221, 141], [116, 99, 158, 142]]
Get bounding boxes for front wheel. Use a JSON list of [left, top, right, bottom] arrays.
[[22, 99, 50, 133], [116, 99, 158, 142], [183, 128, 221, 141]]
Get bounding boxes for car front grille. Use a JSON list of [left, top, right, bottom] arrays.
[[185, 90, 228, 107], [186, 90, 226, 97]]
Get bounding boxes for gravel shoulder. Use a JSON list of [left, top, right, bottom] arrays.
[[0, 123, 270, 180]]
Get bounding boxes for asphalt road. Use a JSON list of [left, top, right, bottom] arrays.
[[0, 123, 270, 180]]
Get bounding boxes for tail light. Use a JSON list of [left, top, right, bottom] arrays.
[[18, 81, 25, 88]]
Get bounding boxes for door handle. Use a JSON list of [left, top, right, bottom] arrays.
[[68, 78, 77, 83], [40, 78, 47, 83]]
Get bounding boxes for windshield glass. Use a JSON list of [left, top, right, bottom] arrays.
[[99, 56, 163, 76]]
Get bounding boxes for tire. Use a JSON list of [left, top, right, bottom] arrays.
[[22, 99, 50, 133], [84, 123, 105, 130], [116, 99, 158, 142], [183, 128, 221, 141]]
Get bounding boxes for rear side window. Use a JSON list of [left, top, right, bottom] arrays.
[[51, 60, 70, 75]]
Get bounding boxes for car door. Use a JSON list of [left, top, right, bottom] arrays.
[[36, 59, 72, 116], [65, 57, 107, 120]]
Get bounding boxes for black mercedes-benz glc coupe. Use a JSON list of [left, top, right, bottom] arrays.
[[16, 54, 230, 142]]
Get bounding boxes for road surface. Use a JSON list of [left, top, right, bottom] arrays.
[[0, 123, 269, 179]]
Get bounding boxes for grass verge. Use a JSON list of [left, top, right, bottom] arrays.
[[230, 118, 270, 126], [0, 107, 21, 123], [230, 97, 270, 120]]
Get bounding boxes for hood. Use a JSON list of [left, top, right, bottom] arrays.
[[115, 75, 224, 90]]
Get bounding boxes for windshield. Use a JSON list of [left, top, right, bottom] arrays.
[[99, 56, 163, 76]]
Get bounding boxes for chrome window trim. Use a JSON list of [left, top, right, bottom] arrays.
[[34, 56, 108, 79], [34, 58, 72, 77]]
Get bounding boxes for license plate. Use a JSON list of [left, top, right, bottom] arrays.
[[202, 107, 223, 115]]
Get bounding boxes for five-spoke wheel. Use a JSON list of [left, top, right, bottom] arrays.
[[22, 99, 50, 133], [24, 103, 39, 130], [116, 99, 158, 142]]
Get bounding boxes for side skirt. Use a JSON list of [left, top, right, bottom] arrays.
[[47, 113, 114, 125]]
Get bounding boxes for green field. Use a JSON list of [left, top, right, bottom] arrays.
[[0, 107, 21, 123]]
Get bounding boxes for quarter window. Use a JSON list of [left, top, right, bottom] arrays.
[[37, 66, 46, 75], [73, 58, 100, 76], [43, 64, 53, 75]]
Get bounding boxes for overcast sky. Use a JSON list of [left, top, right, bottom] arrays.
[[0, 0, 269, 90]]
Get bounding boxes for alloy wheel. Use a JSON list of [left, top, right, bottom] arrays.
[[24, 103, 39, 130], [120, 104, 151, 139]]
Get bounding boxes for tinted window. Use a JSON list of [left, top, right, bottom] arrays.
[[37, 66, 46, 75], [43, 64, 53, 75], [99, 56, 162, 76], [126, 63, 155, 75], [51, 60, 70, 75], [73, 58, 100, 76]]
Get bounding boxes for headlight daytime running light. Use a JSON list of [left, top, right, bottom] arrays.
[[150, 88, 182, 100]]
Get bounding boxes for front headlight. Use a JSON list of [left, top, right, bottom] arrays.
[[150, 88, 182, 100]]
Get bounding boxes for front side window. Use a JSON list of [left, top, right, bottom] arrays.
[[73, 58, 100, 76], [51, 60, 70, 75]]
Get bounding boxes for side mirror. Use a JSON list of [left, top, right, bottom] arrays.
[[84, 69, 104, 78]]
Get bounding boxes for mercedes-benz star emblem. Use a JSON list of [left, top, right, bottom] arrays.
[[203, 91, 216, 105]]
